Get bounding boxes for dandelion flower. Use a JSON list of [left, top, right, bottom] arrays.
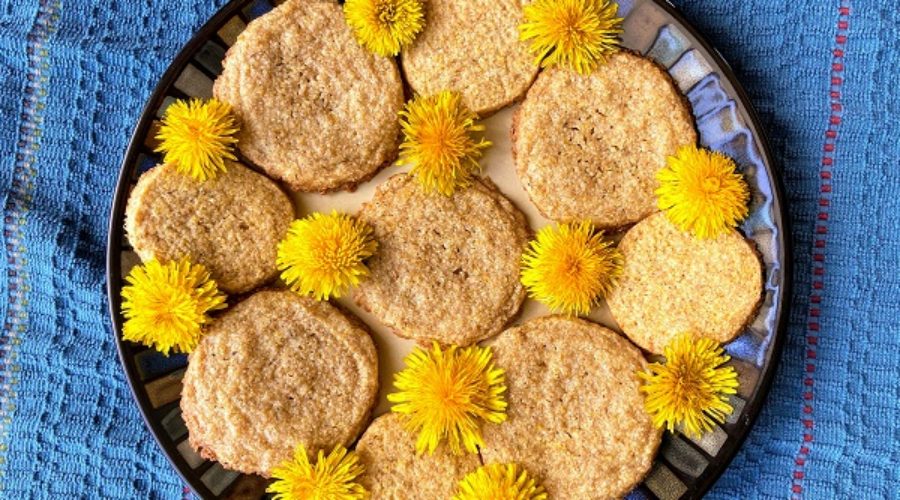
[[388, 343, 507, 455], [121, 258, 227, 355], [638, 333, 740, 437], [155, 98, 238, 181], [520, 220, 622, 316], [453, 462, 547, 500], [267, 444, 367, 500], [344, 0, 425, 57], [656, 145, 750, 239], [519, 0, 624, 75], [277, 211, 377, 301], [398, 91, 491, 196]]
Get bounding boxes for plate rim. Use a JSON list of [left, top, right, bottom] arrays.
[[105, 2, 251, 498], [105, 1, 793, 498], [650, 3, 792, 498]]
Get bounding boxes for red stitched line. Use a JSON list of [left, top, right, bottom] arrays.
[[790, 3, 850, 498]]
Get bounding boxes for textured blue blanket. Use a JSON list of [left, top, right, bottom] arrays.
[[1, 0, 896, 498]]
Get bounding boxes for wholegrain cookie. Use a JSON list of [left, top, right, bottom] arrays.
[[180, 289, 379, 476], [480, 316, 660, 499], [357, 413, 479, 499], [607, 212, 763, 354], [125, 162, 293, 294], [401, 0, 539, 116], [214, 0, 404, 192], [353, 174, 530, 346], [513, 51, 697, 229]]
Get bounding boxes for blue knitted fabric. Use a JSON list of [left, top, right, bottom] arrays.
[[0, 0, 896, 498]]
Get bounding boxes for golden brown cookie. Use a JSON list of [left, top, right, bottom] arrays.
[[480, 316, 660, 499], [124, 162, 293, 294], [513, 51, 697, 229], [356, 413, 479, 499], [180, 289, 379, 476], [353, 174, 530, 346], [607, 212, 763, 354], [214, 0, 404, 192], [401, 0, 538, 116]]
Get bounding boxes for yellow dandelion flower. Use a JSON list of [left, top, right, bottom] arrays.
[[344, 0, 425, 57], [519, 0, 624, 75], [638, 333, 740, 438], [155, 98, 238, 182], [398, 91, 492, 196], [277, 211, 377, 301], [388, 343, 507, 455], [520, 220, 623, 316], [656, 145, 751, 239], [120, 258, 227, 355], [453, 463, 547, 500], [267, 444, 367, 500]]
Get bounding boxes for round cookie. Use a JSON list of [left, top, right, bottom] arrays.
[[513, 51, 697, 229], [480, 316, 660, 499], [607, 212, 763, 354], [353, 174, 529, 346], [214, 0, 404, 192], [401, 0, 538, 116], [357, 413, 479, 499], [125, 162, 293, 294], [180, 289, 379, 476]]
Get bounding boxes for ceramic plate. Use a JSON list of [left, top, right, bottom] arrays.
[[106, 1, 791, 498]]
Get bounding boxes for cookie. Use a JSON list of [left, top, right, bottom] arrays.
[[356, 413, 479, 499], [214, 0, 404, 192], [401, 0, 538, 116], [480, 316, 660, 499], [353, 174, 529, 346], [180, 289, 379, 476], [513, 51, 697, 229], [124, 162, 294, 294], [607, 212, 763, 354]]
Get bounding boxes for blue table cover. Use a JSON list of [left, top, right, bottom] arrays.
[[0, 0, 896, 498]]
